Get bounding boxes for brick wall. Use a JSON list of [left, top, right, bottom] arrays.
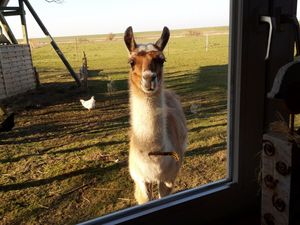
[[0, 44, 36, 100]]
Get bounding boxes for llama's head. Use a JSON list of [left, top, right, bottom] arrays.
[[124, 26, 170, 94]]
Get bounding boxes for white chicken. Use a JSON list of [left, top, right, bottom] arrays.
[[80, 96, 96, 111]]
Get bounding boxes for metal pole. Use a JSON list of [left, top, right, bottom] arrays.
[[23, 0, 81, 87]]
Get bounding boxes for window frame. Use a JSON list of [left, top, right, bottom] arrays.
[[79, 0, 297, 224]]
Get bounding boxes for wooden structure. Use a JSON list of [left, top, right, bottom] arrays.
[[79, 51, 88, 89], [0, 45, 35, 99], [0, 0, 81, 97]]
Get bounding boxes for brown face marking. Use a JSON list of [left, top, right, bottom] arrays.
[[129, 50, 165, 92]]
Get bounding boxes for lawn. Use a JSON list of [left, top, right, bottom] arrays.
[[0, 27, 229, 225]]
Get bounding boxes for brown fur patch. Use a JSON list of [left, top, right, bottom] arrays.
[[129, 51, 165, 94]]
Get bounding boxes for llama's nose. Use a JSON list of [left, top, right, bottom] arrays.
[[142, 71, 157, 90], [142, 71, 157, 82]]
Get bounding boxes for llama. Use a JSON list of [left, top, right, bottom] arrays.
[[124, 26, 188, 204]]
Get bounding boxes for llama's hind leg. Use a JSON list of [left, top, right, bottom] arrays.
[[158, 181, 173, 198], [134, 180, 153, 204]]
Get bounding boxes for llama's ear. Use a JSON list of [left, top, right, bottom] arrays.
[[155, 27, 170, 51], [124, 26, 137, 52]]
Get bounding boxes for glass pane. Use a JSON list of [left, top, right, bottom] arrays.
[[1, 0, 229, 224]]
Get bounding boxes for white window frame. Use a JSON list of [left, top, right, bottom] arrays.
[[79, 0, 298, 223]]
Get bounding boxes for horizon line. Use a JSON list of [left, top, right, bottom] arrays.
[[18, 25, 229, 40]]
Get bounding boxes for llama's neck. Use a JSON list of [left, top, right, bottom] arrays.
[[130, 89, 166, 147]]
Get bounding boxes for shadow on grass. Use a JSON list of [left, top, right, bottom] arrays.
[[0, 80, 100, 111], [0, 140, 125, 164], [87, 69, 103, 77], [9, 163, 132, 225], [189, 122, 227, 132], [0, 161, 127, 192], [0, 76, 130, 145], [0, 76, 129, 110], [0, 114, 129, 145], [166, 64, 228, 94], [92, 70, 129, 77], [185, 142, 226, 158]]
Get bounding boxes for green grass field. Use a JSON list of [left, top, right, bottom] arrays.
[[0, 27, 229, 225]]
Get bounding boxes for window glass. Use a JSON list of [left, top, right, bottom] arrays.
[[1, 0, 230, 224]]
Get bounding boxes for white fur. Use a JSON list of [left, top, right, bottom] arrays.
[[137, 44, 158, 52], [130, 94, 164, 140], [129, 87, 186, 204]]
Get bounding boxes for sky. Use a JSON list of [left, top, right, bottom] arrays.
[[6, 0, 230, 38]]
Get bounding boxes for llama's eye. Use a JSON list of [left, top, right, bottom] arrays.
[[128, 59, 135, 67], [154, 57, 166, 65]]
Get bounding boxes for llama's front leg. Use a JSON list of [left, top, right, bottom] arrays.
[[134, 180, 153, 204], [158, 181, 173, 198]]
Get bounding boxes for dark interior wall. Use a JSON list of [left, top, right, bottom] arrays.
[[264, 0, 298, 127]]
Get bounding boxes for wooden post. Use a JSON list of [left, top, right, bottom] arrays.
[[22, 0, 81, 87], [0, 11, 17, 44], [18, 0, 28, 44], [79, 51, 88, 89]]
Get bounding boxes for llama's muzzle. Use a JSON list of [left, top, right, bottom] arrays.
[[141, 71, 158, 92]]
